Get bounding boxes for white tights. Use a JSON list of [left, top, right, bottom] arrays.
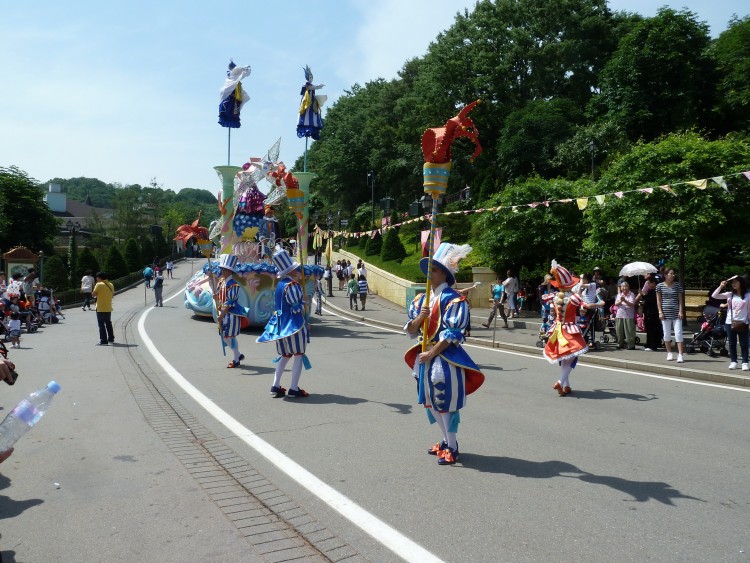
[[432, 409, 458, 450], [273, 355, 304, 391], [559, 357, 575, 389]]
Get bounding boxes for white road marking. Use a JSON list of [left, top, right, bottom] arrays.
[[139, 293, 443, 563], [322, 304, 750, 394]]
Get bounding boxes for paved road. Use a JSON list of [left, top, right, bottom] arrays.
[[2, 263, 749, 562]]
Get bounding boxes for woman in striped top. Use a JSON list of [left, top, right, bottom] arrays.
[[656, 268, 685, 363]]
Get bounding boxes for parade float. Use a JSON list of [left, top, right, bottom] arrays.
[[182, 62, 324, 326]]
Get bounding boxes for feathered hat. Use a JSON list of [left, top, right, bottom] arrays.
[[549, 259, 578, 289], [420, 243, 472, 286]]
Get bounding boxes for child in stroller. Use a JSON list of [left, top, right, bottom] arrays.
[[686, 305, 728, 357]]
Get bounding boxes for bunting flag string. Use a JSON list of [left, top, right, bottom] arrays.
[[330, 170, 749, 239]]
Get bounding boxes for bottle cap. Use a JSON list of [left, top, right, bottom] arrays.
[[47, 381, 61, 394]]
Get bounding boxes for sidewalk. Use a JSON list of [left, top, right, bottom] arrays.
[[320, 290, 750, 389]]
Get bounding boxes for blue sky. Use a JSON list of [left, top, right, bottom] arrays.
[[1, 0, 744, 194]]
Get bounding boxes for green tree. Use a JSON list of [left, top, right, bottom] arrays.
[[43, 255, 69, 291], [474, 177, 588, 277], [0, 167, 59, 252], [592, 8, 716, 141], [77, 247, 100, 278], [140, 238, 155, 266], [365, 232, 382, 256], [104, 246, 129, 280], [124, 238, 141, 273], [381, 226, 407, 262], [711, 16, 750, 134], [582, 132, 750, 281]]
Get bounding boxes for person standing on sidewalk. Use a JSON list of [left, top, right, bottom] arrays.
[[482, 275, 508, 328], [656, 268, 686, 363], [357, 275, 369, 311], [614, 281, 637, 349], [257, 249, 311, 398], [92, 271, 115, 345], [347, 273, 359, 310], [166, 260, 174, 279], [637, 274, 663, 351], [503, 269, 520, 318], [711, 275, 750, 371], [404, 243, 484, 465], [80, 270, 95, 311], [152, 269, 164, 307]]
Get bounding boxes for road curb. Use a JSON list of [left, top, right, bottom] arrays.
[[325, 300, 750, 389]]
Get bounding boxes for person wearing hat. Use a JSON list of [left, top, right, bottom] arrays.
[[257, 249, 311, 398], [92, 271, 115, 345], [213, 254, 248, 368], [542, 260, 602, 396], [404, 243, 485, 465]]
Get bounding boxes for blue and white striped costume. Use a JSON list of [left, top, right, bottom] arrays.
[[257, 277, 309, 357], [404, 284, 484, 414], [219, 278, 244, 338]]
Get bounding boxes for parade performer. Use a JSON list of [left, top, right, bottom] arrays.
[[296, 66, 326, 140], [404, 243, 485, 465], [257, 249, 311, 398], [542, 260, 602, 396], [214, 254, 248, 368]]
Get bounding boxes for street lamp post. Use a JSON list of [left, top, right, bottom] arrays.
[[66, 220, 81, 288], [367, 170, 376, 228]]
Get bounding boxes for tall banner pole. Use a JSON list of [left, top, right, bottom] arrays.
[[418, 100, 483, 364]]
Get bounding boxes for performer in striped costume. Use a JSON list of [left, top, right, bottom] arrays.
[[215, 254, 248, 369], [542, 260, 602, 396], [404, 243, 484, 465], [257, 249, 311, 398]]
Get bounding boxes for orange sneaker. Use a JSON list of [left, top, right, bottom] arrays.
[[553, 382, 566, 396], [563, 386, 572, 395]]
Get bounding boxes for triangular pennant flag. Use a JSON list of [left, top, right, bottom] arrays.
[[576, 198, 589, 210], [512, 206, 519, 213], [595, 195, 605, 205], [743, 171, 750, 181], [711, 176, 728, 192], [543, 201, 550, 207], [614, 191, 624, 198], [686, 179, 707, 190], [639, 187, 653, 194], [529, 202, 539, 208]]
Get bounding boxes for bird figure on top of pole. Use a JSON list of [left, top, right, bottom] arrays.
[[296, 65, 326, 171], [403, 99, 484, 466], [218, 60, 251, 165]]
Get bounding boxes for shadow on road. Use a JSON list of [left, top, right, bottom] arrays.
[[0, 473, 44, 521], [568, 389, 658, 401], [458, 454, 703, 505]]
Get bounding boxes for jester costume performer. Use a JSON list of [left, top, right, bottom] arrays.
[[215, 254, 249, 368], [542, 260, 600, 396], [404, 243, 484, 465], [257, 249, 311, 398]]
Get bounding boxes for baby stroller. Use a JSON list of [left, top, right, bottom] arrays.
[[578, 314, 601, 351], [599, 304, 640, 346], [686, 306, 727, 357]]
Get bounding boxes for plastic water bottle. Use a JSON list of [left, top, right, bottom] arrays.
[[0, 381, 61, 453]]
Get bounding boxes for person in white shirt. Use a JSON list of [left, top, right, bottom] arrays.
[[503, 269, 519, 317], [711, 275, 750, 371], [80, 270, 95, 310]]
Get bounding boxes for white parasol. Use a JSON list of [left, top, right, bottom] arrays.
[[619, 261, 657, 277]]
